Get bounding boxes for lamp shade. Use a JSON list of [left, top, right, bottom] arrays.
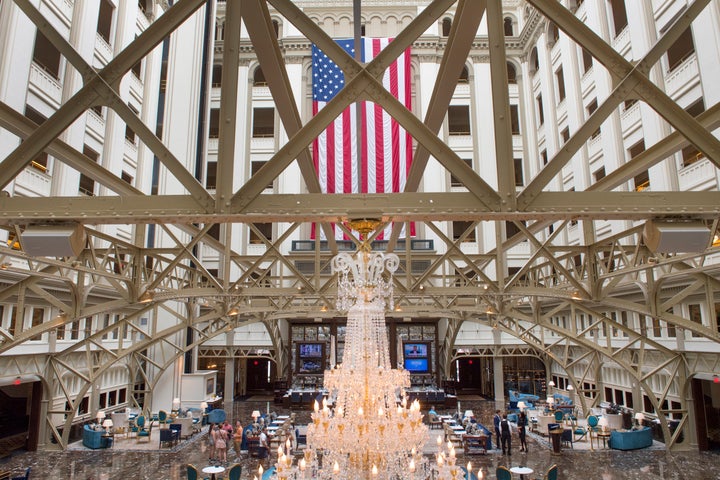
[[634, 412, 645, 421], [200, 401, 208, 410], [172, 397, 181, 410], [96, 411, 106, 420], [251, 410, 261, 420], [567, 385, 574, 391], [517, 401, 527, 411], [102, 419, 113, 429], [598, 417, 609, 427], [546, 396, 554, 404], [548, 380, 555, 387], [464, 410, 474, 418]]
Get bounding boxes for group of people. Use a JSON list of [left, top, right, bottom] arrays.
[[208, 420, 245, 464], [493, 410, 529, 454]]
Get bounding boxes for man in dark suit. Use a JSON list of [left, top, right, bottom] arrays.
[[493, 410, 502, 449]]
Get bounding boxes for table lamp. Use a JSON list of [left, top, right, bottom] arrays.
[[200, 401, 208, 412], [517, 401, 527, 412], [252, 410, 261, 422], [172, 397, 181, 411], [102, 418, 113, 433], [96, 410, 106, 425], [464, 410, 474, 419], [598, 416, 609, 432]]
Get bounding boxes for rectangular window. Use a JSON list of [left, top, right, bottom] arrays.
[[251, 160, 273, 189], [452, 221, 476, 242], [250, 223, 273, 244], [125, 105, 139, 144], [681, 99, 706, 167], [609, 0, 628, 37], [24, 106, 49, 172], [32, 31, 61, 79], [212, 64, 223, 87], [450, 159, 472, 187], [555, 67, 566, 102], [581, 48, 593, 74], [209, 108, 220, 138], [593, 167, 606, 183], [252, 108, 275, 137], [560, 127, 570, 144], [666, 27, 695, 72], [79, 145, 99, 196], [448, 105, 471, 135], [30, 307, 44, 341], [206, 161, 217, 189], [121, 171, 133, 185], [97, 0, 114, 43], [536, 94, 544, 125], [510, 105, 521, 134], [514, 158, 524, 186], [689, 304, 702, 337], [587, 99, 600, 138], [540, 149, 548, 165]]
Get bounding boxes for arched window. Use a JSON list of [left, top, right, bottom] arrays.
[[253, 66, 267, 86], [215, 20, 225, 41], [442, 18, 452, 37], [529, 47, 539, 75], [548, 22, 560, 46], [458, 66, 469, 83], [504, 17, 514, 36], [272, 19, 280, 38], [506, 63, 517, 84]]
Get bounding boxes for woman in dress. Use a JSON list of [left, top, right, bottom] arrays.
[[518, 411, 528, 452]]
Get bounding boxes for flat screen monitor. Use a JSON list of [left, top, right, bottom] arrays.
[[404, 357, 429, 373], [404, 342, 428, 358], [299, 343, 324, 358], [298, 358, 324, 374]]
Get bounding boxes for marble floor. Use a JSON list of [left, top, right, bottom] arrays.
[[1, 398, 719, 479]]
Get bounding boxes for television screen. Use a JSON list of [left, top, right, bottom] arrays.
[[299, 343, 323, 358], [298, 358, 324, 374], [404, 357, 429, 373], [404, 343, 428, 358]]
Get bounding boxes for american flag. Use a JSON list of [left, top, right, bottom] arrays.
[[312, 38, 413, 240]]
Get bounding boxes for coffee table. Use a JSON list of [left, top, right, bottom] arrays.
[[202, 465, 225, 480], [510, 466, 533, 480]]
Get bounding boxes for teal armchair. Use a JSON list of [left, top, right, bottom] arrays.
[[226, 464, 242, 480]]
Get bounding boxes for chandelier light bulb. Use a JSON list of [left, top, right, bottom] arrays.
[[372, 465, 379, 476], [333, 461, 340, 474]]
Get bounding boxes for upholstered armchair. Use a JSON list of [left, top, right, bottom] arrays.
[[226, 464, 242, 480], [137, 417, 152, 443], [186, 464, 199, 480]]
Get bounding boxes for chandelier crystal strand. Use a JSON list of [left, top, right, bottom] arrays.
[[277, 239, 429, 479]]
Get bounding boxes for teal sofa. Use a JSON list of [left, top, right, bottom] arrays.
[[608, 427, 653, 450], [82, 424, 104, 449]]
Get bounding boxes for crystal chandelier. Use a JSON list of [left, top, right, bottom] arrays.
[[273, 220, 429, 480]]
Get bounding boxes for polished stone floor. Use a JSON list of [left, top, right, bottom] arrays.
[[1, 398, 719, 479]]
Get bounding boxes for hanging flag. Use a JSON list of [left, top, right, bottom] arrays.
[[311, 38, 414, 240]]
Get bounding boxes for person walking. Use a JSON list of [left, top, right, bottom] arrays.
[[518, 411, 528, 452], [500, 413, 513, 455], [493, 410, 502, 449]]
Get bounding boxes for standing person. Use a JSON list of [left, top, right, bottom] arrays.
[[215, 424, 228, 464], [233, 420, 244, 458], [500, 413, 513, 455], [518, 411, 528, 452], [208, 423, 217, 462], [493, 410, 502, 449], [258, 426, 270, 463]]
